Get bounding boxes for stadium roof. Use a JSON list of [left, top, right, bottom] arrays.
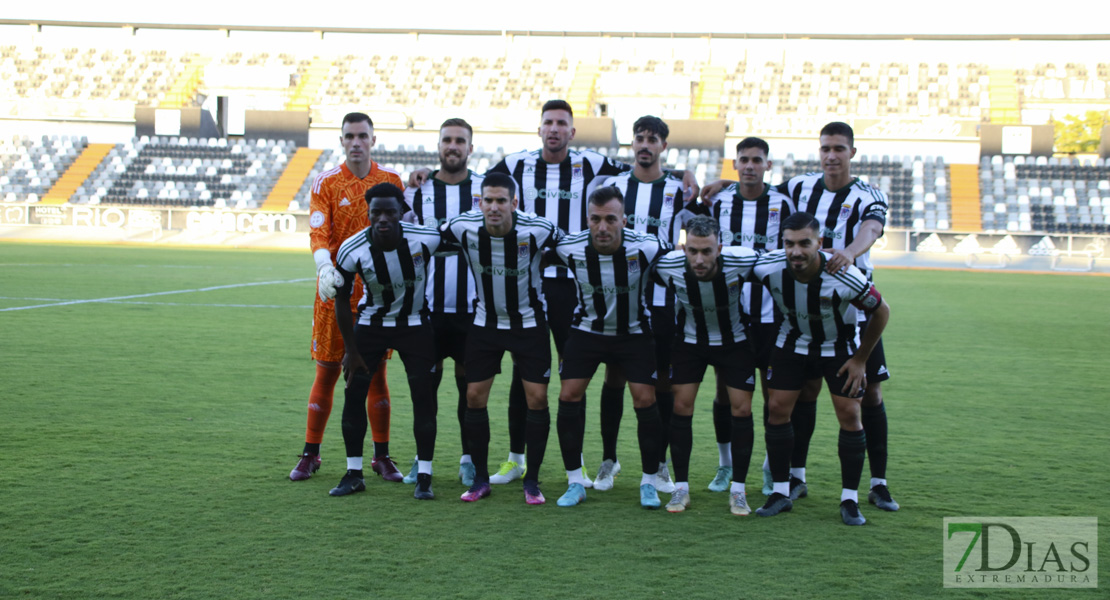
[[6, 0, 1109, 37]]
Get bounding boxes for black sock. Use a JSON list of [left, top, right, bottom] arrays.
[[410, 377, 436, 462], [712, 398, 731, 444], [508, 366, 526, 454], [303, 442, 320, 455], [373, 441, 389, 459], [524, 408, 550, 484], [790, 401, 817, 470], [655, 390, 674, 463], [600, 385, 624, 462], [669, 413, 693, 483], [634, 403, 662, 476], [455, 374, 469, 456], [557, 400, 584, 472], [861, 402, 888, 480], [731, 415, 754, 483], [838, 428, 867, 492], [340, 379, 370, 459], [465, 407, 490, 482], [578, 393, 588, 460], [765, 421, 794, 484], [347, 469, 363, 477]]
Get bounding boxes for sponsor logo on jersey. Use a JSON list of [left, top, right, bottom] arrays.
[[340, 197, 351, 207], [526, 188, 579, 201], [309, 211, 325, 228]]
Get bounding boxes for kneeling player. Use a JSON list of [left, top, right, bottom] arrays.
[[654, 216, 759, 515], [548, 186, 672, 509], [751, 212, 890, 525], [328, 184, 442, 500]]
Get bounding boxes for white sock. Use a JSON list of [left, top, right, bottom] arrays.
[[347, 456, 363, 471], [567, 468, 586, 485], [762, 454, 769, 470], [675, 481, 690, 492], [460, 454, 473, 465], [731, 481, 746, 494], [508, 452, 525, 465], [870, 477, 887, 489], [718, 443, 732, 467], [418, 460, 433, 475], [773, 481, 790, 496], [641, 472, 656, 486], [789, 467, 806, 482], [841, 488, 859, 503]]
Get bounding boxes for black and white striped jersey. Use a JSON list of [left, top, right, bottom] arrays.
[[441, 210, 564, 330], [777, 173, 888, 279], [551, 228, 671, 336], [752, 250, 882, 357], [653, 246, 759, 346], [335, 222, 441, 327], [404, 170, 483, 314], [489, 149, 628, 279], [599, 172, 703, 307], [709, 183, 796, 324]]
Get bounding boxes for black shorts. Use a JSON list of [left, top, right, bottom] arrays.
[[431, 312, 471, 363], [465, 324, 552, 384], [560, 329, 656, 385], [747, 322, 780, 371], [858, 316, 891, 383], [542, 278, 577, 356], [649, 303, 676, 380], [351, 323, 437, 380], [671, 340, 757, 391], [768, 347, 864, 399]]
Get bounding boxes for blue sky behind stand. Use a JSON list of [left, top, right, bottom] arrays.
[[10, 0, 1107, 35]]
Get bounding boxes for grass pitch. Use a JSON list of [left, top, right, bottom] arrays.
[[0, 242, 1106, 599]]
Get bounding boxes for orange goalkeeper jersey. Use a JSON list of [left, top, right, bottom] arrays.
[[309, 161, 403, 260]]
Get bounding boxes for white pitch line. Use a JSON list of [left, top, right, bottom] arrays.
[[0, 278, 313, 312]]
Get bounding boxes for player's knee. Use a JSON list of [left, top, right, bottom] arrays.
[[862, 383, 883, 407]]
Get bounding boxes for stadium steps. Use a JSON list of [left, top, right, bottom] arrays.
[[692, 66, 726, 120], [161, 56, 211, 109], [287, 56, 333, 111], [988, 69, 1021, 124], [41, 144, 115, 205], [949, 164, 982, 231], [567, 62, 599, 116], [262, 147, 324, 211]]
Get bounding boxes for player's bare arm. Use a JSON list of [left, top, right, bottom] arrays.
[[837, 298, 890, 394]]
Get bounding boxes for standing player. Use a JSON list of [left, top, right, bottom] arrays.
[[402, 118, 483, 487], [548, 186, 672, 509], [777, 122, 898, 511], [412, 100, 698, 487], [291, 112, 402, 483], [328, 184, 442, 500], [705, 137, 795, 494], [440, 173, 564, 504], [590, 115, 702, 492], [752, 212, 890, 526], [652, 216, 760, 515]]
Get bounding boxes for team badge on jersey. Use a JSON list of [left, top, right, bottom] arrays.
[[768, 208, 780, 224], [412, 252, 424, 269], [820, 296, 832, 310], [310, 211, 325, 228], [571, 163, 583, 179], [518, 242, 531, 260], [839, 203, 853, 220], [471, 193, 482, 210], [627, 256, 639, 272], [728, 281, 740, 296], [664, 191, 675, 207]]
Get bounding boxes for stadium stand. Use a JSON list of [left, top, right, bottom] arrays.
[[979, 155, 1110, 234], [1, 135, 85, 203]]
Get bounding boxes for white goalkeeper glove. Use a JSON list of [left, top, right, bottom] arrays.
[[317, 264, 344, 302]]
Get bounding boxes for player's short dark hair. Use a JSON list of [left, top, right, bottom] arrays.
[[588, 185, 624, 208], [541, 99, 574, 118], [820, 121, 854, 146], [736, 137, 769, 156], [365, 182, 409, 214], [440, 118, 473, 139], [343, 112, 373, 128], [481, 172, 517, 199], [782, 211, 821, 234], [685, 215, 720, 240], [632, 115, 669, 140]]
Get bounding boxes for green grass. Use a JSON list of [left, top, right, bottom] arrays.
[[0, 242, 1106, 599]]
